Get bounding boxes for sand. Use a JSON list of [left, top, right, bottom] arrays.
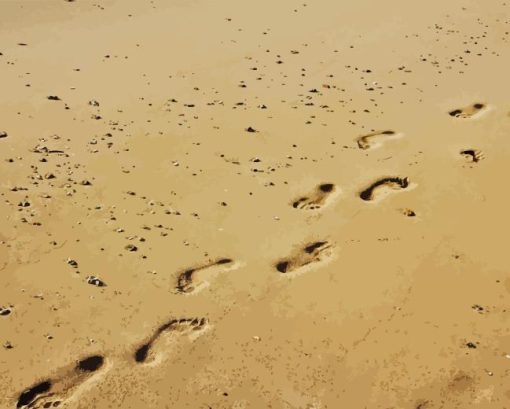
[[1, 0, 510, 408]]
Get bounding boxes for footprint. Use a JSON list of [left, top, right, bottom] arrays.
[[356, 130, 402, 150], [449, 103, 487, 119], [134, 318, 208, 365], [275, 240, 334, 276], [175, 258, 238, 294], [359, 177, 411, 202], [460, 149, 484, 163], [291, 183, 338, 210], [16, 355, 106, 408]]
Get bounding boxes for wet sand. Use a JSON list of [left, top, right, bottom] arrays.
[[1, 1, 510, 408]]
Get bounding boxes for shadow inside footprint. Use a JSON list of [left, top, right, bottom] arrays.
[[77, 355, 104, 372], [275, 241, 333, 275], [176, 258, 236, 294], [359, 177, 409, 201], [133, 318, 208, 364], [292, 183, 337, 210], [449, 103, 486, 119], [17, 381, 52, 408]]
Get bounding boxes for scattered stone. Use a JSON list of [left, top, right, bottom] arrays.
[[466, 342, 477, 349], [125, 244, 138, 252], [3, 341, 13, 349], [67, 258, 78, 268], [245, 126, 257, 133], [88, 100, 100, 106], [47, 95, 61, 101], [472, 304, 485, 314], [86, 275, 106, 287], [0, 131, 7, 138], [0, 306, 12, 316], [80, 180, 92, 186]]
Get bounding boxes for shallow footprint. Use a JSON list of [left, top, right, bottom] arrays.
[[359, 177, 411, 202], [356, 130, 402, 150], [134, 317, 208, 365], [17, 355, 107, 408], [275, 240, 334, 276], [449, 103, 487, 119], [460, 149, 484, 163], [291, 183, 338, 210], [175, 258, 239, 294]]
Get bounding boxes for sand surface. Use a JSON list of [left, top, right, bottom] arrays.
[[1, 1, 510, 408]]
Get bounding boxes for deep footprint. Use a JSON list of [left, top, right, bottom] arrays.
[[460, 149, 484, 163], [134, 318, 208, 364], [292, 183, 337, 210], [359, 177, 410, 201], [449, 103, 487, 119], [275, 240, 334, 275], [16, 355, 106, 408], [176, 258, 237, 294], [356, 130, 402, 150]]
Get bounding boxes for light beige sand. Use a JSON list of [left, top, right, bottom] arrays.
[[1, 1, 510, 408]]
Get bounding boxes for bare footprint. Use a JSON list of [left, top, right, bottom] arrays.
[[460, 149, 484, 163], [359, 177, 411, 202], [356, 130, 402, 150], [175, 258, 239, 294], [134, 317, 208, 365], [275, 240, 334, 276], [291, 183, 338, 210], [449, 103, 487, 119], [16, 355, 107, 408]]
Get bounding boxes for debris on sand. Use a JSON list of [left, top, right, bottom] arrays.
[[86, 276, 106, 287]]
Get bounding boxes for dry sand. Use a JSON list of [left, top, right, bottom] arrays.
[[1, 0, 510, 408]]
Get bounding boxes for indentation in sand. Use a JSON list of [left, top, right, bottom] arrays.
[[275, 240, 335, 276], [356, 130, 403, 150], [133, 318, 209, 365], [16, 355, 109, 408], [291, 183, 339, 210], [175, 258, 240, 294]]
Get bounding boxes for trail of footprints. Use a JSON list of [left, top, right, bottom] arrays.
[[15, 103, 487, 407]]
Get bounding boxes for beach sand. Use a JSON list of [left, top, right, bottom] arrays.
[[1, 1, 510, 408]]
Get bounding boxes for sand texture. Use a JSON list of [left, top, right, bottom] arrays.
[[1, 0, 510, 408]]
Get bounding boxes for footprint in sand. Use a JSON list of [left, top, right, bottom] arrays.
[[356, 130, 403, 150], [449, 103, 487, 119], [275, 241, 334, 275], [460, 149, 484, 163], [175, 258, 239, 294], [359, 177, 412, 202], [291, 183, 338, 210], [134, 318, 208, 365], [16, 355, 107, 408]]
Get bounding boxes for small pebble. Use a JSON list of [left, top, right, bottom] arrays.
[[0, 306, 12, 316], [86, 275, 106, 287]]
